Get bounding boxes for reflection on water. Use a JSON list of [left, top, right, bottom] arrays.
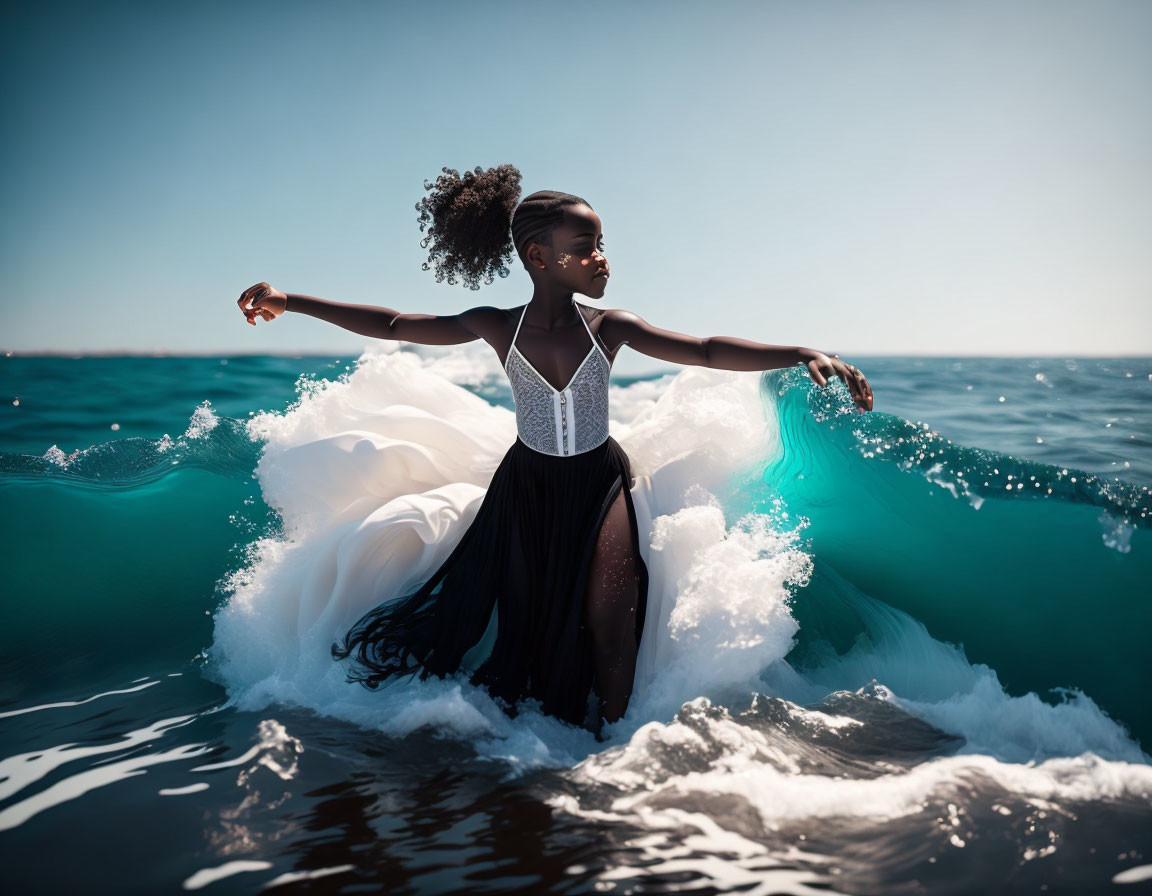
[[2, 669, 1150, 895]]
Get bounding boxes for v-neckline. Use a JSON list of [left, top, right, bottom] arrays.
[[506, 305, 605, 394], [511, 342, 598, 394]]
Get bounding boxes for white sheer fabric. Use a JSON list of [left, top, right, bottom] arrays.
[[213, 346, 779, 733]]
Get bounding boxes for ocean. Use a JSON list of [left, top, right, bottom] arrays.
[[1, 347, 1150, 894]]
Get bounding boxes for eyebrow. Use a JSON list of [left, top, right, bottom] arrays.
[[572, 231, 602, 238]]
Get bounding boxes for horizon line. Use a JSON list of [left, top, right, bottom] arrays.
[[3, 349, 1150, 360]]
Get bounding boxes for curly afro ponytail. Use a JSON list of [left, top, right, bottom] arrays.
[[416, 164, 595, 290], [415, 164, 523, 290]]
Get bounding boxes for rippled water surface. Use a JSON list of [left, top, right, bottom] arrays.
[[1, 351, 1149, 894]]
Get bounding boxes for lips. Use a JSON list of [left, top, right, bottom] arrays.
[[593, 271, 609, 280]]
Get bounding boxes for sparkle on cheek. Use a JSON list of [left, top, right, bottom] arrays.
[[557, 253, 573, 268], [580, 258, 590, 266]]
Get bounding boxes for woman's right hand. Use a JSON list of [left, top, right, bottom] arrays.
[[237, 282, 288, 326]]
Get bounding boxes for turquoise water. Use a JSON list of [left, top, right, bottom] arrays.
[[1, 352, 1150, 894], [759, 362, 1151, 748]]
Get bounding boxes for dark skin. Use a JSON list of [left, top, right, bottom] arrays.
[[236, 205, 874, 407], [236, 203, 874, 728]]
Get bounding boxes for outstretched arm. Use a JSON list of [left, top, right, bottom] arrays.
[[601, 309, 874, 411], [236, 282, 498, 346]]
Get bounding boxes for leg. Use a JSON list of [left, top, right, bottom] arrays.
[[583, 485, 641, 724]]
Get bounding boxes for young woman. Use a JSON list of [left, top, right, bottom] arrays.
[[237, 164, 873, 737]]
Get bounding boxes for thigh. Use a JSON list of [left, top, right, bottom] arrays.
[[583, 485, 640, 642]]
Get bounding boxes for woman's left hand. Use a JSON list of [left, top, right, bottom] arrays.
[[804, 351, 874, 411]]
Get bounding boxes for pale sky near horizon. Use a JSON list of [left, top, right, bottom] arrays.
[[1, 0, 1149, 372]]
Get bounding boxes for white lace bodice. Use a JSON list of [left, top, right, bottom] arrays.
[[503, 302, 611, 457]]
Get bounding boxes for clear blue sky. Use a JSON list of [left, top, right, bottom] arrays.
[[2, 0, 1149, 367]]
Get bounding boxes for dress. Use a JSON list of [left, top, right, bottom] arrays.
[[331, 301, 651, 732]]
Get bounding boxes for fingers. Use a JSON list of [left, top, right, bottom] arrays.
[[811, 355, 875, 411], [243, 307, 274, 326], [840, 367, 861, 401], [840, 367, 865, 409], [238, 282, 274, 325], [238, 282, 271, 310], [858, 372, 874, 411], [848, 364, 874, 411], [843, 364, 874, 411], [238, 282, 260, 309]]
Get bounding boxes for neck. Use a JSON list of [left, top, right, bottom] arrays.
[[525, 284, 579, 330]]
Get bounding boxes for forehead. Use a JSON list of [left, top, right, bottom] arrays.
[[555, 205, 602, 238]]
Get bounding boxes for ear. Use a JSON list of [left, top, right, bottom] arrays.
[[524, 241, 549, 271]]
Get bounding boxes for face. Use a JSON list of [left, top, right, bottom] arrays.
[[540, 204, 610, 298]]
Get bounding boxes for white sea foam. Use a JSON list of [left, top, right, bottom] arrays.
[[209, 343, 1149, 795], [566, 697, 1152, 818], [546, 691, 1152, 894], [211, 345, 783, 758], [553, 695, 1152, 878], [183, 400, 220, 439]]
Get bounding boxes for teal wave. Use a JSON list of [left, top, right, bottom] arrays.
[[759, 367, 1152, 748], [0, 414, 260, 485], [0, 421, 274, 702], [4, 377, 1148, 751]]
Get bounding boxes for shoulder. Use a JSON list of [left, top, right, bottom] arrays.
[[458, 305, 516, 341], [597, 307, 648, 352], [600, 307, 645, 327]]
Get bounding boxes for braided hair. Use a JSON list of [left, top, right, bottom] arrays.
[[415, 164, 593, 290]]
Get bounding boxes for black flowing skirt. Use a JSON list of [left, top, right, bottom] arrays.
[[331, 434, 650, 732]]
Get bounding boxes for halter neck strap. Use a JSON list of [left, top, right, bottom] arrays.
[[574, 302, 595, 343], [510, 303, 528, 351], [511, 302, 594, 351]]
